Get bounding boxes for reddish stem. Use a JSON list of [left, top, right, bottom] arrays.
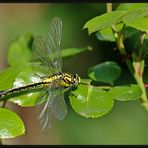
[[144, 84, 148, 88]]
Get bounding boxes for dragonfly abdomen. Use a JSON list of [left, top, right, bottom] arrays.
[[0, 73, 64, 98], [0, 72, 80, 98], [0, 81, 46, 98]]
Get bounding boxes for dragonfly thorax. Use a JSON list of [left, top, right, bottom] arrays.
[[63, 73, 80, 87], [42, 72, 80, 88]]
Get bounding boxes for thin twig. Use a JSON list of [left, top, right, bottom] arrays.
[[106, 3, 112, 12], [1, 100, 7, 108]]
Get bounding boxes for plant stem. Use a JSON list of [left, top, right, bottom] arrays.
[[113, 29, 148, 111], [106, 3, 148, 111], [133, 31, 148, 111], [139, 32, 146, 60], [106, 3, 112, 12], [117, 32, 134, 75], [134, 73, 148, 111], [1, 100, 7, 108]]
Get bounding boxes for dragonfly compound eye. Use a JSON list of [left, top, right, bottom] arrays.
[[73, 74, 81, 86]]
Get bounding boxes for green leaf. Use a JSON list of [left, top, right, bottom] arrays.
[[96, 23, 123, 42], [96, 28, 115, 42], [145, 33, 148, 39], [83, 11, 127, 34], [9, 63, 45, 107], [0, 65, 22, 90], [109, 84, 142, 101], [143, 39, 148, 55], [96, 24, 139, 42], [70, 84, 114, 118], [0, 108, 25, 138], [123, 7, 148, 32], [124, 30, 141, 55], [116, 3, 148, 11], [62, 46, 92, 58], [88, 61, 121, 83], [123, 27, 139, 39], [7, 33, 33, 66]]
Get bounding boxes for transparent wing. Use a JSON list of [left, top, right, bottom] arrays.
[[46, 17, 63, 73], [51, 89, 67, 120], [36, 91, 53, 132], [32, 17, 63, 74], [35, 79, 56, 132], [32, 36, 53, 75], [36, 80, 67, 132], [34, 17, 65, 132]]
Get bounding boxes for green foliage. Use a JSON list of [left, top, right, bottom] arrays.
[[83, 11, 126, 34], [122, 27, 139, 39], [0, 26, 94, 138], [122, 7, 148, 32], [70, 84, 114, 118], [109, 84, 142, 101], [88, 61, 121, 83], [84, 5, 148, 35], [83, 3, 148, 117], [96, 24, 123, 42], [0, 66, 21, 90], [62, 46, 92, 58], [0, 108, 25, 138], [96, 25, 140, 42], [0, 3, 148, 140], [96, 28, 115, 42], [7, 33, 33, 66], [9, 63, 45, 107], [116, 3, 148, 11]]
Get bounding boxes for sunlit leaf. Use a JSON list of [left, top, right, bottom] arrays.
[[83, 11, 126, 34], [0, 108, 25, 138], [9, 63, 45, 107], [116, 3, 148, 11], [123, 7, 148, 32], [70, 84, 114, 118]]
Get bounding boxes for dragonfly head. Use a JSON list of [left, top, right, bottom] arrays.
[[71, 74, 81, 87], [62, 73, 80, 88]]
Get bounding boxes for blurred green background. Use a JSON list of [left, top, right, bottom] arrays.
[[0, 3, 148, 145]]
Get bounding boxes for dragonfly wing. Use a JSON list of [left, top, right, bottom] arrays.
[[36, 80, 56, 132], [51, 89, 67, 120], [32, 17, 63, 74], [32, 36, 54, 75], [36, 79, 65, 132], [46, 17, 63, 73], [33, 17, 65, 132], [36, 91, 53, 132]]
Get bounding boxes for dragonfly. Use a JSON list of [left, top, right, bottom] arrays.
[[0, 17, 81, 132]]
